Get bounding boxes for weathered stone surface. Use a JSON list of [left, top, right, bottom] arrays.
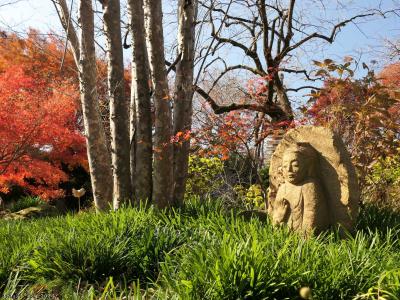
[[0, 203, 58, 220], [268, 126, 359, 234]]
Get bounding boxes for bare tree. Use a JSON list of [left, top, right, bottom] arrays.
[[144, 0, 174, 208], [99, 0, 132, 209], [128, 0, 153, 202], [74, 0, 113, 210], [194, 0, 398, 122], [173, 0, 198, 205]]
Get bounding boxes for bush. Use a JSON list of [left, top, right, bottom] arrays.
[[234, 184, 265, 209], [365, 155, 400, 210], [185, 155, 224, 199]]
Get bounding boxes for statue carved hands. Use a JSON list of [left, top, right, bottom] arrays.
[[272, 198, 289, 225]]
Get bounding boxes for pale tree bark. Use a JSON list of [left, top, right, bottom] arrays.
[[130, 90, 136, 197], [100, 0, 132, 209], [173, 0, 198, 205], [52, 0, 80, 66], [128, 0, 153, 203], [77, 0, 113, 210], [144, 0, 173, 208]]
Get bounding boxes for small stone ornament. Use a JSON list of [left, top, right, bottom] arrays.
[[268, 126, 359, 235], [72, 187, 86, 212]]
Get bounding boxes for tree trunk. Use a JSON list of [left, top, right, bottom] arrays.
[[173, 0, 198, 205], [130, 87, 136, 198], [274, 74, 293, 120], [144, 0, 173, 208], [128, 0, 153, 203], [77, 0, 113, 210], [101, 0, 132, 209]]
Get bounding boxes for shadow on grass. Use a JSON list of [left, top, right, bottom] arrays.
[[357, 203, 400, 233]]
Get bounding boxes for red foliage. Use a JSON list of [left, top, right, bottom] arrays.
[[307, 61, 400, 183], [380, 62, 400, 89], [0, 31, 86, 199], [193, 110, 255, 160], [379, 62, 400, 111], [192, 74, 294, 161]]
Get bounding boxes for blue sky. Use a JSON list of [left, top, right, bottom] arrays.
[[1, 0, 398, 60], [0, 0, 398, 105]]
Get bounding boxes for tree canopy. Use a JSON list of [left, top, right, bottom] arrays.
[[0, 32, 86, 199]]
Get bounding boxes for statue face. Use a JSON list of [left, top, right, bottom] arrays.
[[282, 152, 308, 184]]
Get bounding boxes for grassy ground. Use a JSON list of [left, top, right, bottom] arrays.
[[0, 199, 400, 299]]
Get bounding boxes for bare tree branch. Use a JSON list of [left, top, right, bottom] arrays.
[[286, 85, 320, 92], [279, 68, 319, 81], [276, 12, 375, 61], [194, 85, 287, 118], [208, 64, 265, 93]]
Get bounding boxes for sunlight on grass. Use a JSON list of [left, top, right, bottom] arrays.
[[0, 199, 399, 299]]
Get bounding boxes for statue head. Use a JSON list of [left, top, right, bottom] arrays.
[[282, 142, 318, 184]]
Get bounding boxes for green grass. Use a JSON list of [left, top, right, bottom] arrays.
[[0, 199, 400, 299]]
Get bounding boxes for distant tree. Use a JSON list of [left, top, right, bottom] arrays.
[[386, 39, 400, 61], [194, 0, 398, 119], [380, 62, 400, 96], [189, 0, 398, 170]]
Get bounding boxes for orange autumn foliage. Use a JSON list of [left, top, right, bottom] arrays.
[[379, 62, 400, 101], [307, 60, 400, 185], [0, 31, 87, 199], [380, 62, 400, 88]]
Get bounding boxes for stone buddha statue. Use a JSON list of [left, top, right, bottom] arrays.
[[271, 143, 329, 234], [268, 126, 360, 235]]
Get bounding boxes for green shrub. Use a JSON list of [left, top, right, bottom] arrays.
[[245, 185, 264, 208], [9, 196, 44, 213], [365, 155, 400, 210], [258, 166, 269, 187], [234, 184, 265, 209], [185, 156, 224, 199], [369, 156, 400, 184]]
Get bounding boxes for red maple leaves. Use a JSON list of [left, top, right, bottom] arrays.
[[0, 31, 86, 199]]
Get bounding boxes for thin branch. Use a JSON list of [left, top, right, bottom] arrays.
[[123, 27, 131, 49], [51, 0, 80, 65], [194, 0, 233, 86], [286, 85, 320, 92], [279, 68, 318, 81], [166, 52, 182, 75], [277, 12, 375, 60], [194, 85, 287, 118], [211, 32, 265, 73], [166, 59, 286, 119], [0, 0, 24, 8], [59, 0, 74, 72], [208, 64, 266, 93]]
